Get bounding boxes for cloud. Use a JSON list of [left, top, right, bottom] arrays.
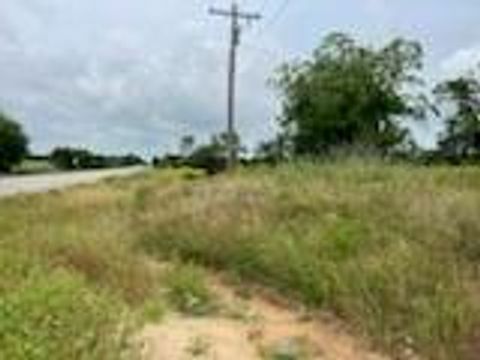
[[0, 0, 277, 157], [364, 0, 389, 17], [439, 44, 480, 79]]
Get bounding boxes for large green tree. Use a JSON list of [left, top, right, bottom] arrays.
[[0, 112, 28, 172], [434, 73, 480, 160], [274, 33, 427, 156]]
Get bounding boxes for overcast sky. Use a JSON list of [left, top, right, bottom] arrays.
[[0, 0, 479, 157]]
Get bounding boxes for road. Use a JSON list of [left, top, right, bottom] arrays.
[[0, 167, 146, 198]]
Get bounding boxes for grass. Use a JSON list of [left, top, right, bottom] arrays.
[[0, 170, 201, 358], [185, 336, 212, 357], [0, 270, 130, 360], [12, 159, 56, 175], [139, 161, 480, 359], [1, 162, 480, 359], [163, 263, 216, 316], [261, 336, 313, 360]]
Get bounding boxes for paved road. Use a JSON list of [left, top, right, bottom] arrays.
[[0, 167, 146, 198]]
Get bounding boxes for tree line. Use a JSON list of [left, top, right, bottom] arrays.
[[0, 111, 144, 173], [49, 148, 144, 170]]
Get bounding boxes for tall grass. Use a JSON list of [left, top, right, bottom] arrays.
[[2, 163, 480, 359], [139, 161, 480, 359], [0, 171, 188, 358]]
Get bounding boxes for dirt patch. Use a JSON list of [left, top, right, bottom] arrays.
[[139, 279, 389, 360]]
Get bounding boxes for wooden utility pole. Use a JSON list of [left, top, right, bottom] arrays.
[[209, 2, 261, 169]]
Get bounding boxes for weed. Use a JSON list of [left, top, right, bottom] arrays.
[[261, 336, 313, 360], [163, 263, 217, 316], [185, 336, 211, 357], [0, 170, 177, 359], [139, 297, 167, 322], [0, 270, 132, 360], [140, 162, 480, 359], [3, 164, 480, 359]]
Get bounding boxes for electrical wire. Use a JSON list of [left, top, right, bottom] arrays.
[[263, 0, 292, 31], [258, 0, 270, 12]]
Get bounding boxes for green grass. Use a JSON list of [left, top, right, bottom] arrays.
[[13, 159, 57, 175], [163, 263, 216, 316], [0, 270, 130, 360], [1, 163, 480, 359], [0, 170, 198, 359]]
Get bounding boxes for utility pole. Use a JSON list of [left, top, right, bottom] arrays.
[[209, 2, 261, 169]]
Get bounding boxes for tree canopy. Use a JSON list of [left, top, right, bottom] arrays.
[[0, 112, 29, 172], [274, 32, 427, 156], [50, 147, 144, 170], [434, 73, 480, 160]]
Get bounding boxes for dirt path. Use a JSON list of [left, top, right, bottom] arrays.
[[140, 280, 389, 360]]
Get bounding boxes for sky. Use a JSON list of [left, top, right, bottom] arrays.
[[0, 0, 479, 158]]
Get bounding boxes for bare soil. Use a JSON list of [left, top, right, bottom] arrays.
[[139, 279, 389, 360]]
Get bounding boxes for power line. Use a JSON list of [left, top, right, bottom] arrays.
[[242, 0, 293, 43], [263, 0, 292, 31], [258, 0, 271, 12]]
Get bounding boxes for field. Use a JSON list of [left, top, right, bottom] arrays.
[[1, 162, 480, 359]]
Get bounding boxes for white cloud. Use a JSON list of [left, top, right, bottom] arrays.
[[364, 0, 389, 17], [0, 0, 276, 157], [439, 44, 480, 79]]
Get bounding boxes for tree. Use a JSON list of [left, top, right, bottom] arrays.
[[179, 135, 196, 158], [186, 132, 244, 174], [0, 112, 28, 172], [50, 147, 144, 170], [255, 135, 290, 165], [273, 32, 427, 156], [187, 134, 229, 174], [434, 73, 480, 161], [50, 147, 85, 170]]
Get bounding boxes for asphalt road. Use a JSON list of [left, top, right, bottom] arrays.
[[0, 167, 146, 198]]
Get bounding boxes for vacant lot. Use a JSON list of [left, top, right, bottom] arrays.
[[1, 162, 479, 359]]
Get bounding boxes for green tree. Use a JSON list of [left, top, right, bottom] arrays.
[[255, 135, 290, 164], [186, 132, 244, 174], [0, 112, 28, 172], [187, 134, 229, 174], [434, 73, 480, 160], [179, 135, 196, 158], [50, 147, 86, 170], [273, 32, 426, 156], [50, 147, 144, 170]]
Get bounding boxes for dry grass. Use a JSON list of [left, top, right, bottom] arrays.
[[0, 170, 190, 358], [2, 163, 480, 359], [138, 162, 480, 359]]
